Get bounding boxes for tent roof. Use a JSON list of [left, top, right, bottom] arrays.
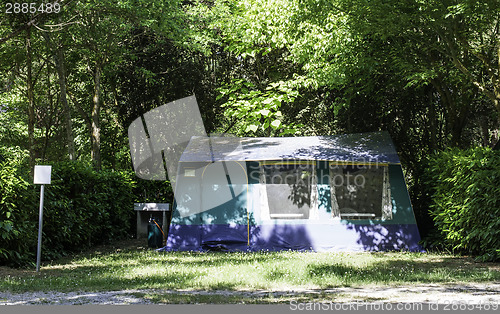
[[179, 131, 401, 164]]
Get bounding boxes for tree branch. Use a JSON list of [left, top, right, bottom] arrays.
[[434, 26, 498, 104], [67, 89, 91, 128], [0, 0, 67, 45], [455, 33, 497, 85]]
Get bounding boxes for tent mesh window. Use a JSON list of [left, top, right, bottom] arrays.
[[330, 164, 392, 220], [261, 163, 314, 219]]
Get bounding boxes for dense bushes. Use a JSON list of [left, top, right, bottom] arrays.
[[0, 157, 173, 267], [426, 148, 500, 261], [39, 162, 137, 260], [0, 161, 31, 264]]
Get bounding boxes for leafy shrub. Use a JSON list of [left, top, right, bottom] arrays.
[[40, 161, 137, 260], [132, 177, 173, 204], [426, 147, 500, 261], [0, 159, 163, 266], [0, 147, 35, 266]]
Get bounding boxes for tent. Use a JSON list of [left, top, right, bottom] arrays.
[[163, 131, 421, 252]]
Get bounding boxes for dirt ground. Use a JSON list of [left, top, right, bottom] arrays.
[[0, 283, 499, 305]]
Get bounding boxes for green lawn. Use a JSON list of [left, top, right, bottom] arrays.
[[1, 239, 498, 297]]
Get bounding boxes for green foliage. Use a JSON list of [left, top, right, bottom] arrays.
[[0, 147, 31, 264], [427, 148, 500, 261], [0, 160, 148, 266], [40, 161, 136, 260], [132, 178, 173, 204], [0, 163, 28, 261], [217, 79, 302, 136]]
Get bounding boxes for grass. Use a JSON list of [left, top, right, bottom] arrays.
[[0, 239, 498, 299]]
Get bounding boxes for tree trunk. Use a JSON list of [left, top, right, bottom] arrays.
[[26, 27, 35, 175], [91, 62, 102, 170], [56, 46, 76, 160], [41, 56, 52, 161], [431, 77, 464, 147], [428, 87, 437, 150]]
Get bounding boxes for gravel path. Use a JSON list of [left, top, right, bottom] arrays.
[[1, 283, 499, 305]]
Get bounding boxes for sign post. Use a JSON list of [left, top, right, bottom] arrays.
[[34, 165, 51, 272]]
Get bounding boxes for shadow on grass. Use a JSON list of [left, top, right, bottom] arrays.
[[133, 292, 342, 304], [1, 263, 199, 293], [133, 291, 377, 304], [156, 251, 290, 267], [2, 246, 499, 294], [307, 257, 500, 287], [205, 281, 239, 290]]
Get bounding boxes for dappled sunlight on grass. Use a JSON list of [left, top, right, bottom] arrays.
[[0, 241, 498, 293]]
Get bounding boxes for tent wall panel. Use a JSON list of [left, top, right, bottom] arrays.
[[165, 223, 421, 252]]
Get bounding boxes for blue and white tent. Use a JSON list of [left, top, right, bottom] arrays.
[[163, 131, 421, 252]]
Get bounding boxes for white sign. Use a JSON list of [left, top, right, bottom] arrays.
[[34, 165, 52, 185]]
